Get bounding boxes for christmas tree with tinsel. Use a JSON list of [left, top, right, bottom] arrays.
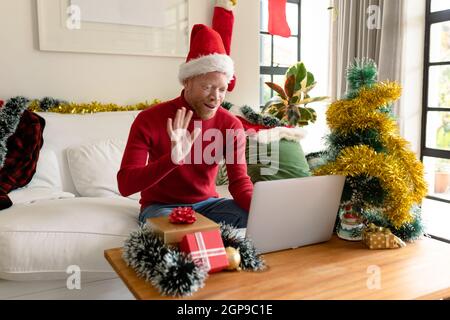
[[314, 59, 428, 241]]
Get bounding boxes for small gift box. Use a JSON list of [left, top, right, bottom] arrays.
[[362, 223, 406, 250], [147, 212, 219, 245], [180, 229, 229, 273]]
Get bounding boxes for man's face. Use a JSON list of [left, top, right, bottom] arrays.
[[183, 72, 228, 120]]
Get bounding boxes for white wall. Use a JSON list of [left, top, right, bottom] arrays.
[[399, 0, 426, 155], [0, 0, 259, 106]]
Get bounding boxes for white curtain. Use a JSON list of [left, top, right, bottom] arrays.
[[329, 0, 404, 117]]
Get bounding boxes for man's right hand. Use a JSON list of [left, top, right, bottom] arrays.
[[167, 107, 201, 165]]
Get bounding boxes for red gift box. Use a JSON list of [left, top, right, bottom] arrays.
[[179, 229, 229, 273]]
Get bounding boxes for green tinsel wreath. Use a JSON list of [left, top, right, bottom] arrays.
[[122, 223, 266, 297], [222, 101, 287, 128], [240, 105, 287, 127]]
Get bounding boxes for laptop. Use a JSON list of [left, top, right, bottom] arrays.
[[245, 175, 345, 254]]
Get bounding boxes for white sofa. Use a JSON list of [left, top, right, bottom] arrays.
[[0, 111, 231, 283]]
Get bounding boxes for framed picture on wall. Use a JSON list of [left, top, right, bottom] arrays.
[[37, 0, 189, 57]]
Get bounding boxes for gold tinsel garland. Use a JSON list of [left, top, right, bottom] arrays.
[[314, 81, 427, 227], [314, 145, 424, 227], [27, 99, 161, 114], [326, 82, 402, 133]]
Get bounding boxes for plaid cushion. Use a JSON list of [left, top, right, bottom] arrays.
[[0, 194, 13, 210], [0, 110, 45, 207]]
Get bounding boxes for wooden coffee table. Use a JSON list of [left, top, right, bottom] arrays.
[[104, 235, 450, 300]]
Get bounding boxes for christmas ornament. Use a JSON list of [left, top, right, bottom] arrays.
[[169, 207, 197, 224], [225, 246, 241, 271], [336, 204, 364, 241], [268, 0, 291, 38], [220, 223, 266, 271]]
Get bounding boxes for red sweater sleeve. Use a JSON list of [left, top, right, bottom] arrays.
[[117, 113, 180, 197], [225, 121, 254, 212]]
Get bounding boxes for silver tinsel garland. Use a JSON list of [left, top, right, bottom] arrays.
[[0, 97, 30, 168]]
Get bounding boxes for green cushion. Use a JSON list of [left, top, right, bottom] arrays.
[[245, 137, 311, 183]]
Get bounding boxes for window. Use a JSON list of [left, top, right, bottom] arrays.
[[259, 0, 331, 153], [259, 0, 301, 106], [421, 0, 450, 241]]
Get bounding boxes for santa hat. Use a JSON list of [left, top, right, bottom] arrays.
[[178, 24, 234, 85]]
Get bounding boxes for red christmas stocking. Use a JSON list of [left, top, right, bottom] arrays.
[[213, 4, 237, 92], [268, 0, 291, 38]]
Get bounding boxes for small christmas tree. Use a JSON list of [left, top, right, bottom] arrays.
[[314, 59, 427, 241]]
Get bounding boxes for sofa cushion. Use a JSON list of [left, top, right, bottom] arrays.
[[66, 138, 139, 200], [8, 187, 75, 205], [37, 111, 139, 195], [0, 197, 139, 281], [246, 138, 311, 183], [27, 148, 63, 189]]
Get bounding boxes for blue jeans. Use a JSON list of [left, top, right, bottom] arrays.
[[139, 197, 248, 228]]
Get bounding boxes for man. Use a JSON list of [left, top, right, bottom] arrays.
[[117, 23, 253, 228]]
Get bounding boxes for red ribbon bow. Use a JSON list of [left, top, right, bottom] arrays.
[[169, 207, 197, 224]]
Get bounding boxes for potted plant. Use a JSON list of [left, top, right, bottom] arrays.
[[262, 62, 328, 127], [434, 112, 450, 194], [233, 62, 327, 184], [434, 158, 450, 194]]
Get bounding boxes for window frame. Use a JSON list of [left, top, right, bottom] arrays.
[[260, 0, 302, 106], [421, 0, 450, 205]]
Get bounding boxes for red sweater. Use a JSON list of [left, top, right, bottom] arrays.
[[117, 92, 254, 212]]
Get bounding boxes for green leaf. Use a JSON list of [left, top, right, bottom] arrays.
[[265, 82, 287, 100], [284, 75, 296, 99], [262, 96, 285, 112], [276, 109, 285, 120], [300, 77, 308, 91], [264, 103, 286, 117], [287, 105, 300, 126], [297, 96, 329, 105], [290, 95, 299, 104], [286, 64, 298, 78], [304, 82, 317, 94], [295, 63, 307, 92], [306, 72, 315, 87], [297, 120, 309, 127], [306, 107, 317, 122], [298, 107, 313, 121]]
